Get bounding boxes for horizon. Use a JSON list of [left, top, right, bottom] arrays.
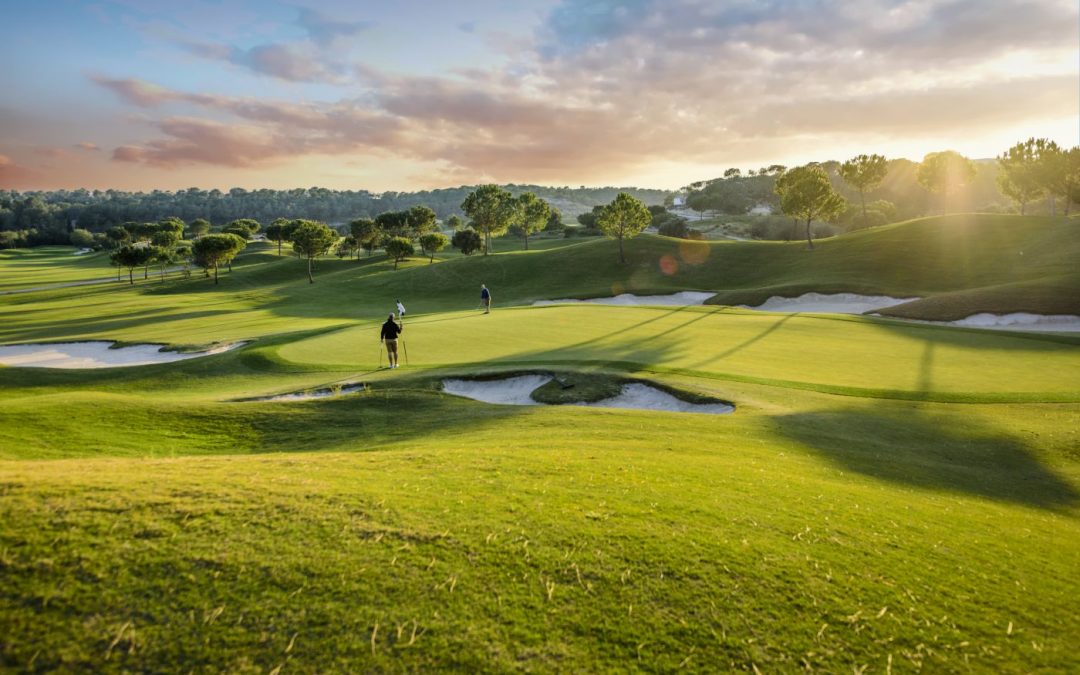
[[1, 0, 1077, 192]]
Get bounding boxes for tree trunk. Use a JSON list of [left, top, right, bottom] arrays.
[[117, 266, 121, 281], [805, 218, 814, 250], [128, 269, 134, 285], [143, 265, 148, 280], [484, 230, 490, 255], [277, 240, 282, 256], [859, 189, 867, 221], [429, 253, 434, 264], [213, 263, 219, 285], [618, 235, 625, 263], [1049, 195, 1056, 217], [307, 257, 314, 283], [524, 232, 529, 250], [160, 264, 165, 282]]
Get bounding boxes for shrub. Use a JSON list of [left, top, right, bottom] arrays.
[[451, 229, 482, 255]]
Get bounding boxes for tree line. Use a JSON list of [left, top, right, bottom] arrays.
[[0, 183, 668, 249], [673, 139, 1080, 246]]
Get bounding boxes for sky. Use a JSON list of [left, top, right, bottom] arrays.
[[0, 0, 1077, 192]]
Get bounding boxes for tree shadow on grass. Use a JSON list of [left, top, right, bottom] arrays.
[[776, 408, 1079, 510]]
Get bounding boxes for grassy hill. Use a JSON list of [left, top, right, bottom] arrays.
[[0, 214, 1078, 672]]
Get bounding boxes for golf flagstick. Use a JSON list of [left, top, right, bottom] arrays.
[[398, 316, 408, 365], [378, 339, 384, 369]]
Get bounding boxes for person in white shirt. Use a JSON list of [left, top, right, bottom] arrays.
[[396, 299, 406, 319]]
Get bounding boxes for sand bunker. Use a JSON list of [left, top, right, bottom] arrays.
[[250, 383, 366, 402], [942, 312, 1080, 333], [73, 248, 92, 256], [442, 376, 732, 415], [443, 375, 553, 405], [0, 341, 245, 369], [534, 291, 715, 307], [741, 292, 918, 314], [579, 383, 733, 414]]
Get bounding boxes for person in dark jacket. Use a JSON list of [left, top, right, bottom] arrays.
[[480, 283, 491, 314], [380, 313, 403, 368]]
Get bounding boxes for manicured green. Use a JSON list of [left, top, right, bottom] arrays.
[[0, 214, 1077, 672]]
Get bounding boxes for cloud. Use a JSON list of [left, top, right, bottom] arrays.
[[74, 142, 101, 152], [178, 40, 347, 83], [296, 7, 373, 42], [110, 117, 284, 168], [458, 21, 477, 33], [92, 0, 1079, 183], [89, 74, 177, 107]]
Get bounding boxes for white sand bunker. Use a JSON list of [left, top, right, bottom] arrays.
[[443, 375, 553, 406], [579, 383, 733, 414], [741, 292, 918, 314], [943, 312, 1080, 333], [534, 291, 714, 306], [0, 341, 245, 369], [442, 376, 733, 415], [252, 383, 366, 402], [73, 248, 92, 256]]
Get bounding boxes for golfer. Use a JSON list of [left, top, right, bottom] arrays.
[[396, 299, 406, 319], [480, 284, 491, 314], [380, 313, 403, 369]]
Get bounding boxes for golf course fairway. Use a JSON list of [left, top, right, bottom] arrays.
[[1, 215, 1078, 673]]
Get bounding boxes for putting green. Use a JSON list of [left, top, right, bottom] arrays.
[[275, 305, 1080, 399]]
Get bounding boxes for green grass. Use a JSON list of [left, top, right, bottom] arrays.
[[1, 214, 1078, 672], [0, 246, 118, 291]]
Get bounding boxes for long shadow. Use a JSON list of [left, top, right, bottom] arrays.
[[711, 313, 796, 361], [776, 407, 1079, 510]]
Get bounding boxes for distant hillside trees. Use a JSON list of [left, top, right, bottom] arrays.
[[775, 165, 847, 250], [597, 192, 651, 263], [917, 151, 977, 214], [838, 154, 888, 223]]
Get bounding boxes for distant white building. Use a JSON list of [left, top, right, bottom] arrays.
[[748, 203, 772, 216], [672, 196, 685, 207]]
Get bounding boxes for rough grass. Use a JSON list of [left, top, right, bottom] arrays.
[[0, 214, 1078, 672]]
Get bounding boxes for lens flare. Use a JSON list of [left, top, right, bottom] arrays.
[[659, 254, 678, 276], [679, 239, 710, 265]]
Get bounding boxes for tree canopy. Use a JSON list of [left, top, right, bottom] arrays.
[[917, 151, 977, 214], [461, 185, 516, 255], [191, 233, 246, 284], [839, 154, 888, 221], [597, 192, 651, 263], [775, 165, 846, 250], [289, 220, 338, 283], [510, 192, 551, 250]]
